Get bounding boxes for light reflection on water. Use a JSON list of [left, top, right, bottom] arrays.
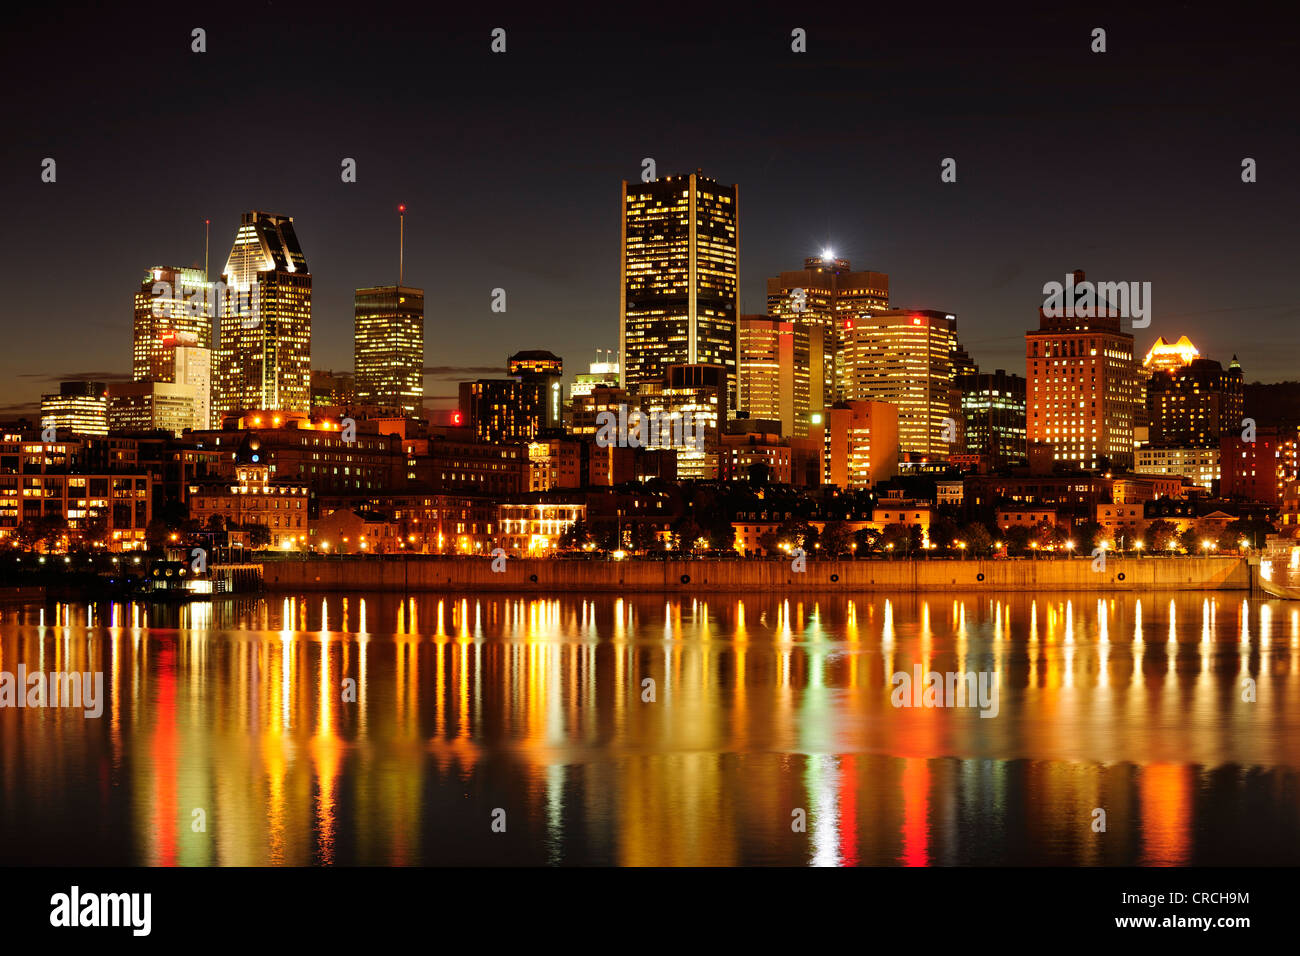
[[2, 591, 1299, 866]]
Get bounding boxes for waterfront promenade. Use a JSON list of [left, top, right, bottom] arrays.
[[260, 554, 1251, 594]]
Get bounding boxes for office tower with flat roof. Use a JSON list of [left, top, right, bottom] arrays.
[[41, 381, 108, 438], [107, 381, 201, 436], [174, 346, 211, 430], [637, 363, 727, 480], [737, 314, 810, 437], [311, 369, 356, 410], [620, 171, 739, 411], [821, 400, 899, 490], [214, 211, 311, 423], [839, 309, 956, 458], [767, 255, 889, 410], [459, 379, 545, 444], [570, 350, 620, 400], [957, 369, 1027, 464], [508, 350, 564, 430], [1026, 270, 1138, 469], [355, 286, 425, 418], [133, 266, 216, 383]]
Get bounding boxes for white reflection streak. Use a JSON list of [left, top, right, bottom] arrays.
[[808, 754, 841, 867]]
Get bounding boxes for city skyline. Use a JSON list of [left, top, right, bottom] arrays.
[[0, 188, 1284, 423], [2, 5, 1296, 418]]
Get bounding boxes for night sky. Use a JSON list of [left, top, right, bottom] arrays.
[[2, 1, 1296, 417]]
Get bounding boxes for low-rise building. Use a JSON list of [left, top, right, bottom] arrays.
[[496, 494, 586, 555], [187, 436, 309, 549]]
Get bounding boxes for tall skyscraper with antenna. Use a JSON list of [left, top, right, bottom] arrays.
[[354, 205, 425, 418], [213, 211, 312, 422]]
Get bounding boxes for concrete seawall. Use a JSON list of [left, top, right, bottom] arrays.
[[260, 555, 1251, 594]]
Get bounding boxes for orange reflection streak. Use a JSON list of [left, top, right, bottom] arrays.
[[311, 636, 341, 865], [1140, 763, 1192, 866], [900, 757, 929, 866], [149, 643, 178, 866]]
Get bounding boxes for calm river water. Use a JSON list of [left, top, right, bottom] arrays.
[[2, 591, 1298, 865]]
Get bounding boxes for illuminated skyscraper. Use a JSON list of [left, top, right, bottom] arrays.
[[840, 309, 956, 457], [355, 286, 425, 417], [737, 315, 810, 437], [1026, 270, 1138, 469], [214, 211, 311, 423], [620, 171, 739, 410], [767, 255, 889, 410], [133, 266, 215, 383]]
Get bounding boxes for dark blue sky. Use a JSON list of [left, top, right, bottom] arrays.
[[2, 0, 1296, 415]]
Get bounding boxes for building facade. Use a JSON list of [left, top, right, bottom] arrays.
[[737, 315, 811, 437], [1026, 270, 1139, 469], [620, 171, 738, 410], [957, 369, 1027, 464], [214, 211, 312, 422], [840, 309, 956, 457], [766, 255, 889, 412], [821, 400, 899, 490], [354, 286, 424, 418], [41, 381, 108, 438], [133, 266, 216, 384]]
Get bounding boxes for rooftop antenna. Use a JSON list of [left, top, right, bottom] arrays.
[[398, 204, 406, 286], [204, 219, 210, 282]]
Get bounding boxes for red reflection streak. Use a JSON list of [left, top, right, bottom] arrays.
[[839, 754, 858, 866], [901, 758, 929, 866], [152, 644, 178, 866]]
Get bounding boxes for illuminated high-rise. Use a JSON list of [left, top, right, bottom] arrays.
[[822, 400, 899, 490], [355, 286, 425, 417], [508, 350, 563, 430], [570, 350, 620, 399], [214, 211, 311, 423], [1026, 270, 1138, 469], [620, 171, 739, 410], [1145, 346, 1243, 448], [840, 309, 956, 457], [41, 381, 108, 438], [957, 369, 1027, 464], [737, 315, 810, 437], [174, 346, 211, 430], [133, 266, 215, 383], [638, 363, 727, 480], [767, 255, 889, 410]]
